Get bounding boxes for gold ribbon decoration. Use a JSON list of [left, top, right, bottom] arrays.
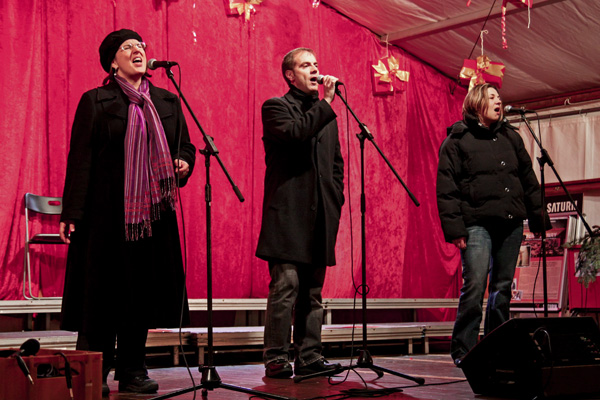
[[371, 55, 410, 93], [459, 55, 505, 91], [229, 0, 264, 21]]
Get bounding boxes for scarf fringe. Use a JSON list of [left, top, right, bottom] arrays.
[[125, 220, 153, 242], [125, 177, 177, 242]]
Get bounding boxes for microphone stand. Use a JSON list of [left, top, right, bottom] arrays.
[[150, 67, 294, 400], [518, 114, 595, 317], [296, 85, 424, 385]]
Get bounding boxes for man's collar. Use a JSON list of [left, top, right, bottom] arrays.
[[288, 85, 319, 103]]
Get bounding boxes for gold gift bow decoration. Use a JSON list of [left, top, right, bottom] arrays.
[[230, 0, 264, 21], [459, 55, 505, 91], [372, 56, 410, 89]]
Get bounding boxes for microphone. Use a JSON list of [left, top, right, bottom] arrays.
[[19, 338, 41, 356], [147, 58, 179, 70], [504, 105, 534, 114], [317, 75, 344, 87]]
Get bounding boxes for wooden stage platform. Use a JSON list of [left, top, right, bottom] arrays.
[[105, 354, 482, 400], [101, 354, 600, 400]]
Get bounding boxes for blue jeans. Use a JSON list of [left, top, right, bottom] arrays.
[[451, 223, 523, 361], [263, 262, 326, 368]]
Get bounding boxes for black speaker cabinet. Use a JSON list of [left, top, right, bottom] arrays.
[[460, 317, 600, 399]]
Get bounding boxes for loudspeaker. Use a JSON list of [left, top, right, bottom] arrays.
[[460, 317, 600, 399]]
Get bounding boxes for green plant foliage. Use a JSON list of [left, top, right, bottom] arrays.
[[565, 226, 600, 288]]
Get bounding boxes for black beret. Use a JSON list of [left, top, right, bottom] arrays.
[[99, 29, 143, 73]]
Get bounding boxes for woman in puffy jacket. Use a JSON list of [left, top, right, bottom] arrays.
[[436, 83, 550, 366]]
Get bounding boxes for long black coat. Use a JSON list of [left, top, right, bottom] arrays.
[[60, 81, 195, 333], [255, 88, 344, 266], [436, 115, 548, 243]]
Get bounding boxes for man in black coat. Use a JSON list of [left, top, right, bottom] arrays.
[[256, 47, 345, 378]]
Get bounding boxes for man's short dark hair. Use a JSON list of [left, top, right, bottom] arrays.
[[282, 47, 315, 86]]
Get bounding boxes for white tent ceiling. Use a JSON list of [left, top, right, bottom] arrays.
[[323, 0, 600, 105]]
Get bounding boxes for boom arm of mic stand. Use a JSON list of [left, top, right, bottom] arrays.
[[164, 68, 244, 203], [334, 87, 419, 207], [520, 115, 594, 237]]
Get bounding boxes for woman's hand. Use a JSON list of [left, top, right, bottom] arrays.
[[174, 159, 190, 179], [452, 237, 467, 250], [59, 221, 75, 244]]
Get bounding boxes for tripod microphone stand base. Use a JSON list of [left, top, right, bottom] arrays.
[[149, 365, 297, 400], [293, 349, 425, 385], [199, 365, 221, 389], [350, 349, 425, 384]]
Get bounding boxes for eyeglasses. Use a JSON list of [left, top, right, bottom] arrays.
[[119, 42, 147, 52]]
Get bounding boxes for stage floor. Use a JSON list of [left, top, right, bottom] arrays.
[[102, 353, 562, 400]]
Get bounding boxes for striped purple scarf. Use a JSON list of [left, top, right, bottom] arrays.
[[115, 76, 176, 241]]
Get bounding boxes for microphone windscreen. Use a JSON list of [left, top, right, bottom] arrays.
[[20, 338, 40, 356], [316, 75, 324, 84]]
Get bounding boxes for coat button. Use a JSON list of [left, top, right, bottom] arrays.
[[311, 205, 316, 211], [508, 214, 513, 219], [505, 187, 510, 192], [500, 161, 506, 166], [493, 137, 498, 141]]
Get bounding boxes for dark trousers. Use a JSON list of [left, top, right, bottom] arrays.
[[76, 328, 149, 382], [263, 262, 327, 368]]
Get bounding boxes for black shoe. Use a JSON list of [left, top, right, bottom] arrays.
[[102, 382, 110, 397], [294, 359, 342, 376], [453, 357, 463, 368], [265, 360, 293, 378], [118, 375, 159, 393]]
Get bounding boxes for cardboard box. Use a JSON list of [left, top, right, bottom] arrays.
[[0, 348, 102, 400]]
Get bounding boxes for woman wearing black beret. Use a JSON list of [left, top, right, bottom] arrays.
[[59, 29, 195, 396]]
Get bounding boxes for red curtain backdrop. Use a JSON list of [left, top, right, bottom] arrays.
[[0, 0, 466, 320]]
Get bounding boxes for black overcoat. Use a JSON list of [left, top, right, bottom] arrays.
[[60, 81, 196, 333], [255, 88, 344, 266]]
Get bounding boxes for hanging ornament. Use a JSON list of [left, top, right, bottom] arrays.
[[371, 37, 410, 95], [371, 55, 410, 95], [460, 55, 505, 90], [459, 31, 505, 90], [311, 0, 321, 8], [226, 0, 264, 21], [501, 0, 532, 49]]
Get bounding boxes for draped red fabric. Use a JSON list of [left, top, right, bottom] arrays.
[[0, 0, 465, 319]]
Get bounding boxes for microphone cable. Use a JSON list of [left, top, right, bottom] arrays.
[[54, 352, 74, 400]]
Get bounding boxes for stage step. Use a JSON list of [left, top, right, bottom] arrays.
[[0, 330, 77, 350], [146, 322, 458, 365], [0, 321, 461, 366]]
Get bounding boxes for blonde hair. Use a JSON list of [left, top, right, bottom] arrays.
[[462, 83, 503, 124]]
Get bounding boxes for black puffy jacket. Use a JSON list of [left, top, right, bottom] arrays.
[[436, 114, 548, 243]]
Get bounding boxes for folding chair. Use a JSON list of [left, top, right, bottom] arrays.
[[23, 192, 65, 299]]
